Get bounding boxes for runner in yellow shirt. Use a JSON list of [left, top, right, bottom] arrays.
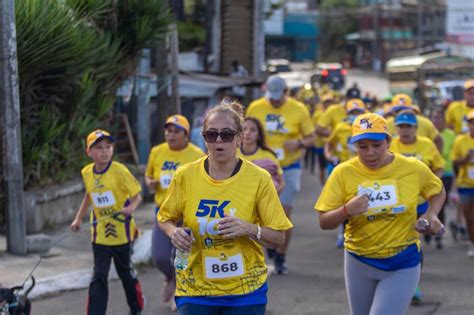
[[247, 75, 315, 274], [315, 113, 445, 315], [311, 95, 334, 184], [158, 104, 293, 314], [70, 129, 144, 315], [445, 79, 474, 134], [145, 115, 205, 309], [451, 110, 474, 257], [325, 98, 366, 166], [315, 99, 347, 138], [386, 93, 442, 151]]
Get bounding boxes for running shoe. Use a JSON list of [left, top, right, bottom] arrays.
[[267, 248, 276, 260], [467, 244, 474, 258], [459, 226, 469, 241], [448, 220, 458, 241], [435, 236, 443, 250], [274, 254, 288, 275], [411, 286, 421, 305]]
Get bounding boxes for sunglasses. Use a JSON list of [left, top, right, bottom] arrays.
[[202, 129, 237, 143]]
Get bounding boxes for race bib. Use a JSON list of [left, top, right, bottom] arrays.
[[159, 173, 172, 189], [274, 148, 285, 160], [203, 249, 245, 280], [468, 166, 474, 180], [358, 180, 399, 212], [91, 191, 116, 208]]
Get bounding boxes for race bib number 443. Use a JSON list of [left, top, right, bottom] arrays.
[[203, 251, 245, 280], [358, 180, 399, 211]]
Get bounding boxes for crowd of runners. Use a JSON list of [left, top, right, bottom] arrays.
[[71, 75, 474, 315]]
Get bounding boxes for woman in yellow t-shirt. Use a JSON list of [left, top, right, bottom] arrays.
[[451, 110, 474, 257], [158, 104, 293, 315], [315, 113, 445, 315], [145, 115, 205, 310], [239, 117, 285, 193]]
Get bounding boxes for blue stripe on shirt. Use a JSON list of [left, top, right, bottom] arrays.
[[175, 282, 268, 308], [349, 243, 421, 271]]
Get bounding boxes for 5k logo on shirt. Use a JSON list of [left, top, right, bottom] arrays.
[[161, 161, 180, 171], [195, 199, 230, 236], [265, 114, 288, 133]]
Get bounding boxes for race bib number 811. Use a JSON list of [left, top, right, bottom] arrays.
[[91, 191, 116, 208]]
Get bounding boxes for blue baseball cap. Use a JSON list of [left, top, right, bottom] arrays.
[[395, 111, 417, 126]]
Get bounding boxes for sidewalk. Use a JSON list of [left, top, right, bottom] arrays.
[[0, 202, 157, 299]]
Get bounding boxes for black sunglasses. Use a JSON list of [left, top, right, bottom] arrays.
[[202, 129, 237, 143]]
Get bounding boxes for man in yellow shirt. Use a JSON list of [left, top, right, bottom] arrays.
[[386, 93, 442, 151], [247, 75, 315, 274], [445, 79, 474, 134]]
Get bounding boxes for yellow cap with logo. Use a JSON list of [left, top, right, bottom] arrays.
[[86, 129, 114, 150], [467, 110, 474, 121], [165, 114, 190, 133], [345, 98, 366, 113], [391, 93, 413, 112], [350, 113, 390, 144]]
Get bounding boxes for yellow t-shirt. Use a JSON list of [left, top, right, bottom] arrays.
[[246, 97, 315, 167], [238, 147, 283, 175], [318, 103, 347, 132], [312, 106, 325, 147], [445, 100, 474, 134], [314, 155, 443, 258], [450, 134, 474, 188], [387, 115, 439, 141], [145, 143, 205, 207], [81, 161, 142, 246], [326, 121, 356, 162], [390, 137, 445, 172], [158, 157, 293, 297]]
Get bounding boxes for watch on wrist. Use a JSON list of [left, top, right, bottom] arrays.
[[255, 225, 262, 240]]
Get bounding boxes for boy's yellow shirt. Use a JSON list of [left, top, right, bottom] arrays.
[[82, 161, 142, 246]]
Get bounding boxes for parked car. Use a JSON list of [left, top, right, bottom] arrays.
[[311, 62, 347, 90], [261, 59, 292, 74]]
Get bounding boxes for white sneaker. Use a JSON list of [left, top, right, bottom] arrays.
[[467, 244, 474, 258]]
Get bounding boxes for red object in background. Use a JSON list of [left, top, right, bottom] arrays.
[[321, 69, 329, 77], [341, 69, 348, 75]]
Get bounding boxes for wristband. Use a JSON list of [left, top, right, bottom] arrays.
[[252, 225, 262, 240], [343, 204, 350, 217]]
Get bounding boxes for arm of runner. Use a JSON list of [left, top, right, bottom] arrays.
[[315, 125, 331, 137], [218, 214, 285, 248], [434, 134, 443, 153], [275, 173, 285, 194], [159, 220, 194, 252], [144, 175, 159, 192], [70, 193, 91, 232], [318, 194, 369, 230], [420, 186, 446, 235], [121, 193, 142, 216]]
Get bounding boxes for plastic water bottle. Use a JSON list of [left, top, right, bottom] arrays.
[[415, 218, 445, 236], [174, 228, 192, 271]]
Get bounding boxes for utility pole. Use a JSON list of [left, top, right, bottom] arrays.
[[0, 0, 27, 255]]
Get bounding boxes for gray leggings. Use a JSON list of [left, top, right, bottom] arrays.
[[344, 251, 420, 315], [152, 219, 175, 280]]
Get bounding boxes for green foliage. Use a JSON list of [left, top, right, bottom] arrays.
[[177, 21, 205, 51], [319, 0, 359, 59], [14, 0, 171, 187]]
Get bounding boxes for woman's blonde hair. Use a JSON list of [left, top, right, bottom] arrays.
[[203, 101, 244, 132]]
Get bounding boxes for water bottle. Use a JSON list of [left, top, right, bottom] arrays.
[[174, 228, 192, 271], [415, 218, 445, 236]]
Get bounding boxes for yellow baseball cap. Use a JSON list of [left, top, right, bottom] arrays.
[[165, 114, 190, 133], [86, 129, 114, 150], [391, 93, 413, 112], [464, 79, 474, 91], [345, 98, 366, 113], [349, 113, 390, 144]]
